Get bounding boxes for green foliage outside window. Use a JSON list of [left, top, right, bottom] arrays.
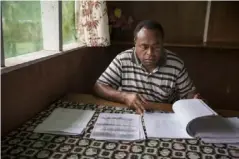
[[2, 1, 76, 59], [62, 0, 76, 44], [2, 1, 43, 58]]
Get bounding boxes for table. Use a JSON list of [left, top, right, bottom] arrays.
[[1, 94, 239, 159], [65, 94, 239, 117]]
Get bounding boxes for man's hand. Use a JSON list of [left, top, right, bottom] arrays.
[[193, 93, 209, 104], [123, 93, 147, 115], [193, 93, 201, 99], [94, 83, 147, 114]]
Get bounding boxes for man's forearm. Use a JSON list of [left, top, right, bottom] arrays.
[[93, 82, 127, 104]]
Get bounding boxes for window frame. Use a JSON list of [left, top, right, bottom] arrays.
[[1, 0, 81, 74], [1, 1, 5, 67]]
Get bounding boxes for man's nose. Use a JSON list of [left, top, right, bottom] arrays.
[[146, 47, 154, 56]]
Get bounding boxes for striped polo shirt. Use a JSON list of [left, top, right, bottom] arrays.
[[97, 47, 196, 103]]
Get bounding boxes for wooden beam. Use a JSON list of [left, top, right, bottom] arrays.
[[203, 1, 211, 45]]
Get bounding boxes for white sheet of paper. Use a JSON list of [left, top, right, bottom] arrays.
[[34, 108, 95, 135], [144, 113, 192, 138], [90, 113, 145, 141], [172, 99, 217, 129]]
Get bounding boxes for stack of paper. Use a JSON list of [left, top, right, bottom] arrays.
[[143, 99, 217, 139], [199, 117, 239, 144], [143, 98, 239, 144], [90, 113, 145, 141], [34, 108, 95, 135]]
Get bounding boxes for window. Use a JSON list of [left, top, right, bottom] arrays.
[[1, 0, 80, 71], [2, 1, 43, 58], [62, 0, 76, 44]]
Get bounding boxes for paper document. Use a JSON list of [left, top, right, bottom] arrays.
[[90, 113, 145, 141], [34, 108, 95, 135], [172, 99, 217, 130], [200, 117, 239, 143], [202, 137, 239, 144], [144, 113, 192, 138], [144, 99, 239, 144], [192, 117, 239, 138]]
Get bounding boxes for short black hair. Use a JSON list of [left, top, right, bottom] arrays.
[[134, 20, 164, 40]]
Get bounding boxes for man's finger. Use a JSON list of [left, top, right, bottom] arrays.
[[138, 94, 148, 105], [193, 94, 208, 104], [135, 107, 142, 115], [136, 99, 145, 110], [133, 102, 143, 115], [193, 93, 201, 99], [134, 100, 145, 114]]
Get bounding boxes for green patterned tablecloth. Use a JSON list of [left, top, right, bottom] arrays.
[[1, 100, 239, 159]]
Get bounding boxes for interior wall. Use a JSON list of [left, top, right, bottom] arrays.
[[107, 1, 207, 44], [2, 45, 239, 136], [107, 1, 239, 47], [207, 1, 239, 45], [1, 47, 107, 136], [2, 1, 239, 136]]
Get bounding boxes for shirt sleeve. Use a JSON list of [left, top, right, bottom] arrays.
[[176, 64, 196, 98], [97, 55, 122, 89]]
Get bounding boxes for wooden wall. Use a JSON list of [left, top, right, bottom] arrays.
[[2, 1, 239, 136], [1, 47, 109, 136], [2, 45, 239, 136], [107, 1, 239, 47], [207, 2, 239, 46]]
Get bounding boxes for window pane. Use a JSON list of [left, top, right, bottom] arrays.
[[2, 1, 43, 58], [62, 0, 76, 44]]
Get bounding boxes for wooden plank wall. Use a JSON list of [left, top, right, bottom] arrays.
[[2, 1, 239, 136]]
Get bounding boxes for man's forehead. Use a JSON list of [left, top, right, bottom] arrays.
[[137, 28, 161, 37], [136, 28, 162, 43], [138, 40, 161, 45]]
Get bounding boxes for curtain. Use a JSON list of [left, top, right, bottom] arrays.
[[75, 0, 110, 47]]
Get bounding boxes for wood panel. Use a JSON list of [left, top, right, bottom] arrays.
[[107, 1, 207, 44], [1, 47, 98, 136], [1, 46, 116, 136], [207, 2, 239, 45], [2, 45, 239, 136], [2, 1, 239, 137], [167, 46, 239, 112]]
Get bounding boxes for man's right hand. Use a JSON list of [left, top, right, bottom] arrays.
[[123, 93, 147, 115], [94, 83, 147, 114]]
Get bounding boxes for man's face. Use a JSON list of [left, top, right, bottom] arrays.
[[135, 28, 163, 71]]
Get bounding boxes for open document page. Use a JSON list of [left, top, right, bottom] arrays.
[[34, 108, 95, 135], [172, 99, 217, 133], [90, 113, 145, 141], [144, 112, 192, 138], [172, 99, 239, 142], [144, 99, 217, 138]]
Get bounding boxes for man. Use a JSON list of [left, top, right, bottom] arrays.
[[94, 20, 200, 114]]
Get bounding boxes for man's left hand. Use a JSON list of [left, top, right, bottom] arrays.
[[193, 93, 201, 99]]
